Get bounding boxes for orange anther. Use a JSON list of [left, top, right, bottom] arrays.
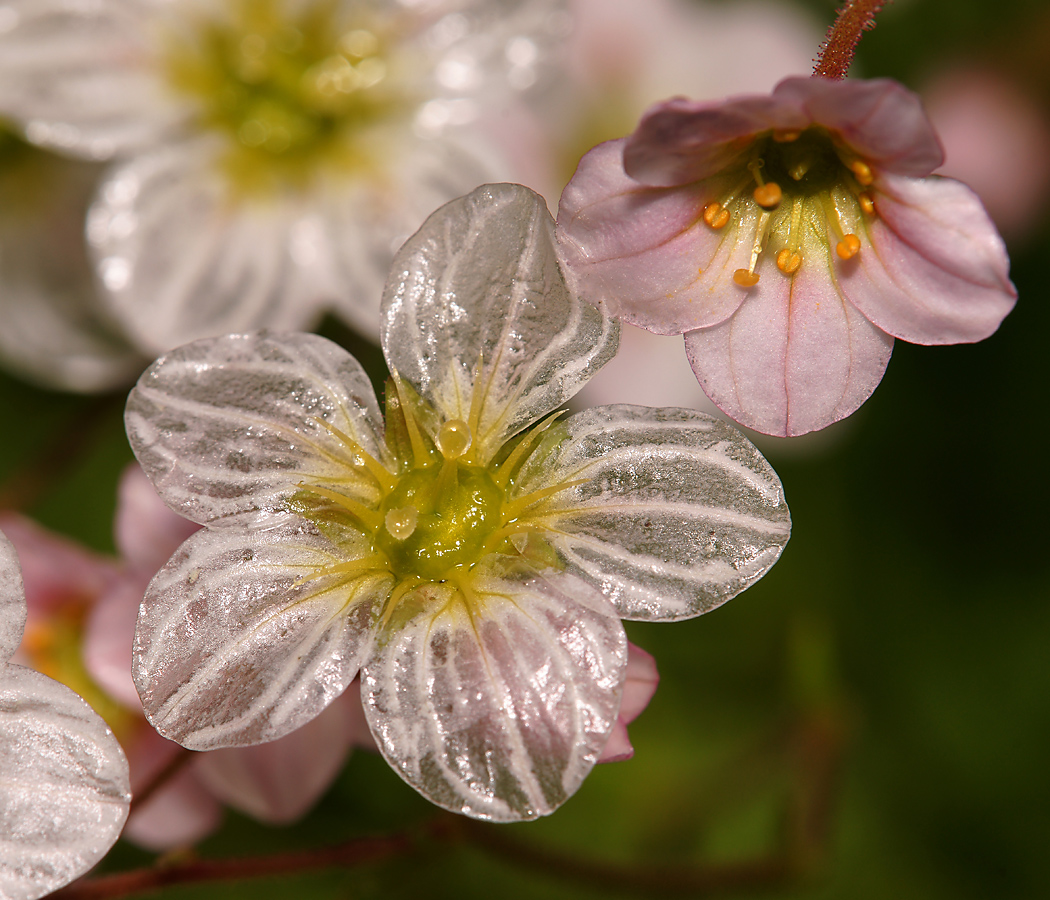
[[774, 129, 801, 142], [703, 202, 729, 229], [753, 182, 783, 209], [859, 192, 875, 215], [836, 234, 861, 260], [733, 268, 761, 287], [850, 160, 874, 186], [776, 249, 802, 274]]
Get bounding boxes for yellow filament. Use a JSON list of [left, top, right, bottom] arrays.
[[491, 410, 567, 488], [390, 370, 431, 469], [501, 477, 588, 522], [308, 416, 396, 493], [297, 482, 382, 531], [297, 554, 390, 584]]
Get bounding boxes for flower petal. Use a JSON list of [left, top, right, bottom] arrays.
[[623, 94, 805, 187], [0, 531, 25, 663], [194, 687, 360, 824], [685, 257, 894, 437], [513, 405, 790, 620], [845, 174, 1017, 344], [0, 664, 129, 900], [114, 464, 199, 574], [382, 182, 618, 464], [88, 139, 327, 354], [773, 76, 943, 176], [558, 139, 750, 333], [126, 332, 386, 527], [0, 0, 180, 158], [83, 575, 144, 709], [362, 569, 626, 821], [596, 641, 658, 763], [133, 522, 389, 750]]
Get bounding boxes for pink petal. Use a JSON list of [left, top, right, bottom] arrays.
[[685, 257, 894, 436], [846, 173, 1017, 344], [774, 77, 943, 176], [83, 574, 145, 709], [0, 513, 117, 619], [194, 687, 360, 824], [596, 721, 634, 763], [597, 642, 659, 764], [558, 140, 749, 333], [624, 94, 806, 186], [114, 463, 199, 574]]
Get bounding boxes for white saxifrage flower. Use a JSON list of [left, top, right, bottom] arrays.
[[125, 183, 790, 821], [0, 530, 130, 900], [0, 0, 566, 353]]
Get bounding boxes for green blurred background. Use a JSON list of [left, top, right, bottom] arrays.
[[2, 0, 1048, 897]]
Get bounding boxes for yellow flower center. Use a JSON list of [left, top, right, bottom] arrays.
[[162, 0, 414, 195], [698, 126, 878, 286]]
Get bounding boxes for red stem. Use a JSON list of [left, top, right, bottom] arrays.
[[813, 0, 890, 79]]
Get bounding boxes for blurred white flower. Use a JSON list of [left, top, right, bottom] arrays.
[[0, 529, 130, 900], [125, 183, 789, 821], [0, 0, 567, 354]]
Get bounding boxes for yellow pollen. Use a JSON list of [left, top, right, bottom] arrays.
[[776, 249, 802, 274], [753, 182, 783, 209], [384, 506, 418, 541], [734, 269, 761, 287], [850, 160, 874, 186], [859, 193, 875, 215], [437, 419, 471, 459], [773, 130, 801, 142], [702, 202, 729, 229], [836, 234, 862, 260]]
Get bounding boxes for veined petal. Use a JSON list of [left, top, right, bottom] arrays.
[[774, 76, 943, 176], [512, 406, 790, 621], [126, 332, 387, 527], [382, 182, 618, 464], [558, 139, 749, 333], [0, 665, 129, 900], [846, 173, 1017, 344], [194, 687, 360, 824], [0, 531, 25, 663], [134, 522, 390, 750], [88, 139, 325, 355], [685, 257, 894, 437], [362, 569, 626, 821], [0, 0, 181, 158]]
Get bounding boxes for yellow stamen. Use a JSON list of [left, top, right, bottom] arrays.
[[836, 234, 862, 260], [308, 416, 396, 493], [776, 249, 802, 274], [753, 182, 783, 209], [390, 369, 431, 469], [297, 482, 382, 531], [859, 192, 875, 215], [491, 410, 566, 488], [501, 477, 588, 522], [703, 202, 730, 229], [850, 160, 874, 186], [734, 269, 761, 287]]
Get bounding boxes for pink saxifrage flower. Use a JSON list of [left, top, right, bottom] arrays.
[[557, 76, 1017, 437]]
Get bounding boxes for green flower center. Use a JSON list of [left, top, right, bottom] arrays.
[[163, 0, 412, 194], [698, 125, 878, 285]]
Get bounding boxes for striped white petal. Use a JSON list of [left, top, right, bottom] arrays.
[[88, 139, 325, 355], [0, 0, 181, 159], [0, 665, 130, 900], [381, 183, 618, 464], [133, 521, 391, 750], [126, 332, 387, 527], [0, 531, 25, 663], [513, 406, 790, 621], [362, 568, 626, 821]]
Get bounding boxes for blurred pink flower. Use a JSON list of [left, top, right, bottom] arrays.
[[1, 464, 373, 850], [558, 76, 1017, 436], [923, 66, 1050, 240], [597, 642, 658, 763]]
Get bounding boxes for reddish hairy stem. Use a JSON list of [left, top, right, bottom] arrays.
[[813, 0, 890, 79]]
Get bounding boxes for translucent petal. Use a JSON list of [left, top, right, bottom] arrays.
[[0, 531, 25, 663], [382, 183, 618, 463], [685, 256, 895, 437], [0, 665, 129, 900], [513, 405, 790, 619], [194, 688, 359, 824], [847, 174, 1017, 344], [557, 139, 749, 334], [362, 568, 626, 821], [126, 332, 386, 527], [88, 140, 326, 355], [134, 522, 390, 750], [0, 0, 181, 158]]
